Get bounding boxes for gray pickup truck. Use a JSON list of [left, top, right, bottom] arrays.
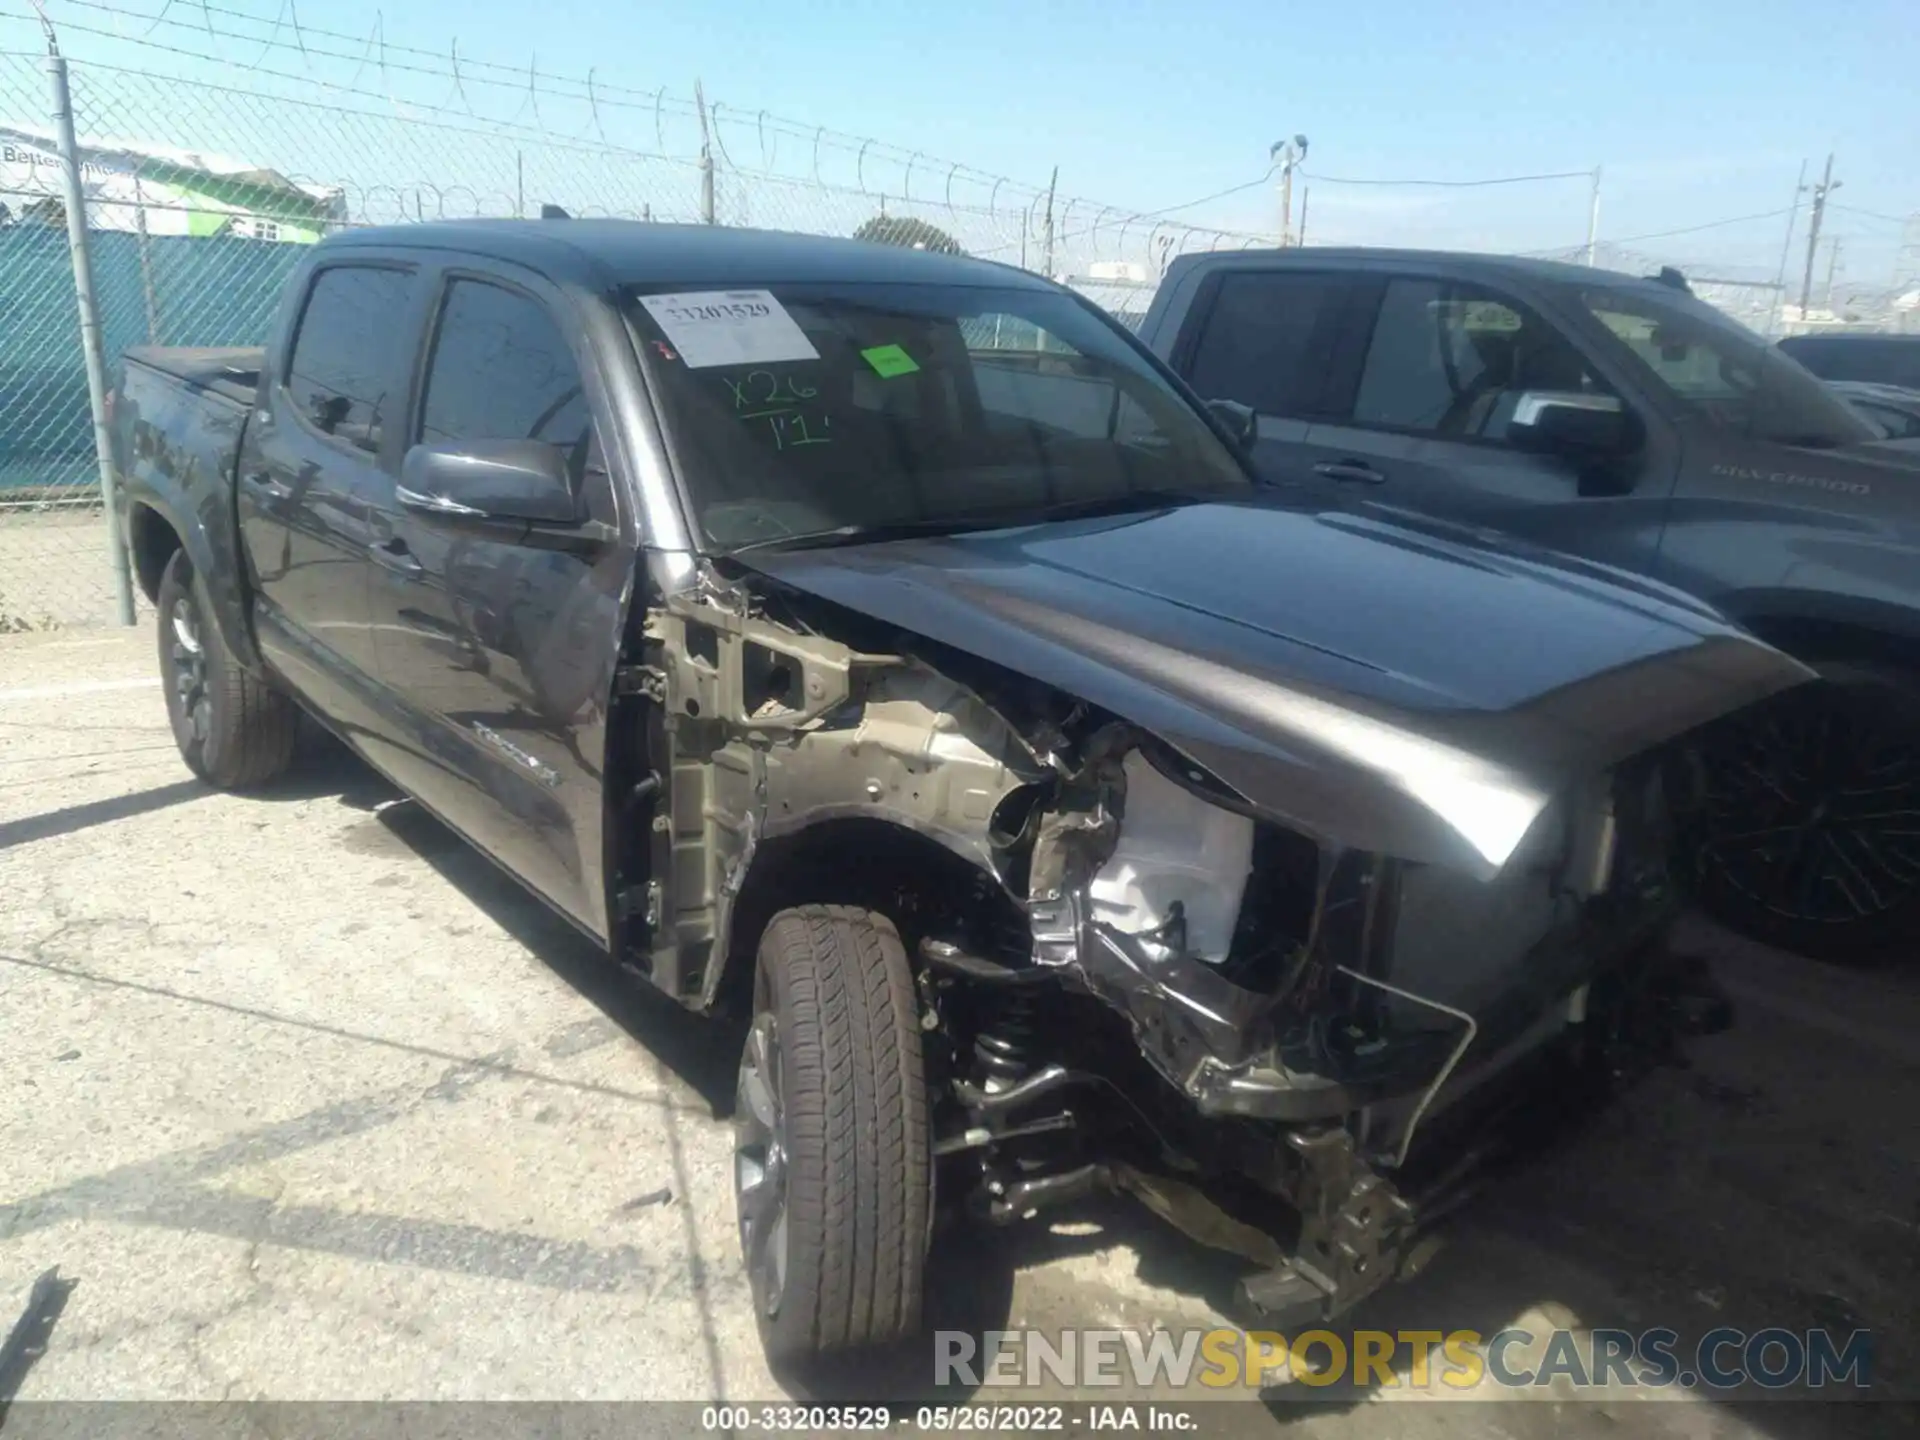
[[1141, 250, 1920, 960], [110, 219, 1806, 1364]]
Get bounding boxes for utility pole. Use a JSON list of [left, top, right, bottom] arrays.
[[1041, 166, 1057, 280], [1297, 187, 1310, 247], [1769, 159, 1808, 336], [1799, 152, 1838, 318], [1270, 135, 1307, 245], [1897, 214, 1920, 290], [1824, 235, 1843, 307], [1584, 166, 1602, 266]]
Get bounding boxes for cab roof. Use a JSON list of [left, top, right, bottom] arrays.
[[1161, 245, 1690, 294], [317, 218, 1054, 293]]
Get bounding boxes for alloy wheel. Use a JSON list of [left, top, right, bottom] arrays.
[[734, 1011, 791, 1317], [169, 596, 213, 749], [1696, 688, 1920, 928]]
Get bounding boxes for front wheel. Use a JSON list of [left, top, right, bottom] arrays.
[[1686, 660, 1920, 962], [734, 905, 931, 1367], [156, 549, 298, 790]]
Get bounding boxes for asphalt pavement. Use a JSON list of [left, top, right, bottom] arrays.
[[1, 623, 1914, 1438]]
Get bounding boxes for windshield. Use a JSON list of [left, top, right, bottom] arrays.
[[1582, 287, 1878, 450], [624, 282, 1252, 550]]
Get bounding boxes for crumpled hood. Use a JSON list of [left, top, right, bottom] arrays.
[[739, 500, 1813, 876]]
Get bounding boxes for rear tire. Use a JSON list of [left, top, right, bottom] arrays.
[[1685, 660, 1920, 963], [156, 549, 297, 790], [733, 905, 931, 1367]]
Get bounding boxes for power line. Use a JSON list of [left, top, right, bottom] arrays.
[[1609, 206, 1797, 245], [1127, 173, 1273, 221], [1518, 205, 1798, 258], [1828, 202, 1912, 227], [1022, 174, 1276, 251], [1297, 167, 1593, 188]]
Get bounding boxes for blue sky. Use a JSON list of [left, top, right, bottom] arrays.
[[8, 0, 1918, 285]]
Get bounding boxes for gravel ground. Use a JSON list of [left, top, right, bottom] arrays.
[[1, 623, 1914, 1438], [0, 510, 137, 634]]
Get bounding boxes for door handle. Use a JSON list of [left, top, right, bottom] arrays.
[[1313, 460, 1388, 484], [368, 537, 424, 578], [242, 471, 292, 501]]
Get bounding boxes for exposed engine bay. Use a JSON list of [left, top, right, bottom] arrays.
[[611, 560, 1742, 1324]]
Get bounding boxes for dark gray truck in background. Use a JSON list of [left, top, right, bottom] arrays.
[[1141, 250, 1920, 960], [109, 219, 1808, 1365]]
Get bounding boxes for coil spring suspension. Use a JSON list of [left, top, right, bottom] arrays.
[[973, 991, 1039, 1095]]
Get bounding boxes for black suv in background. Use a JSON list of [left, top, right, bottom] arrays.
[[1779, 332, 1920, 391], [1140, 249, 1920, 960]]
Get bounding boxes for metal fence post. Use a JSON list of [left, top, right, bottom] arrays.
[[696, 80, 716, 225], [47, 43, 136, 626]]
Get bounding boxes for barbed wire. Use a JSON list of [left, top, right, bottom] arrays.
[[26, 0, 1064, 208], [0, 0, 1275, 633], [2, 0, 1283, 279], [6, 1, 1914, 628]]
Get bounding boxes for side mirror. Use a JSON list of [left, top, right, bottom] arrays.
[[398, 439, 576, 525], [1507, 391, 1634, 458], [1205, 398, 1259, 451]]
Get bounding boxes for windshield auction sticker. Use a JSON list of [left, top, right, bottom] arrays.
[[637, 290, 820, 369]]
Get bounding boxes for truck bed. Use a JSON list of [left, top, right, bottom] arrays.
[[122, 346, 265, 411]]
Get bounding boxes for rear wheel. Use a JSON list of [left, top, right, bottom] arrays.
[[1687, 660, 1920, 962], [733, 905, 931, 1367], [156, 549, 297, 790]]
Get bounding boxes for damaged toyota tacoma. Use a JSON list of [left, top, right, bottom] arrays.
[[110, 219, 1813, 1365]]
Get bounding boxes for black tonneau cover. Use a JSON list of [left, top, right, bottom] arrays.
[[122, 346, 264, 410]]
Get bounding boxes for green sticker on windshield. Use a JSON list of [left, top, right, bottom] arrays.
[[861, 343, 921, 378]]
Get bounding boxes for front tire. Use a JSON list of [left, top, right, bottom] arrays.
[[156, 549, 297, 790], [1686, 660, 1920, 962], [734, 905, 931, 1367]]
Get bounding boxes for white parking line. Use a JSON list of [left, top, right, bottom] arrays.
[[0, 677, 160, 703]]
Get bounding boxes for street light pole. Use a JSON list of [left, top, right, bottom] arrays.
[[1270, 135, 1308, 246]]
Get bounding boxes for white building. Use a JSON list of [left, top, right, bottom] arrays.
[[0, 124, 343, 241]]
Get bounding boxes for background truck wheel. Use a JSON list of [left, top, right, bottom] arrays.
[[1685, 659, 1920, 963], [156, 549, 297, 790], [733, 905, 931, 1367]]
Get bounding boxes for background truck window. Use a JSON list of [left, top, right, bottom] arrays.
[[1182, 271, 1341, 418], [1585, 288, 1875, 448], [1353, 279, 1604, 439]]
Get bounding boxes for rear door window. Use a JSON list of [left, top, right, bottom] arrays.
[[284, 265, 418, 454], [1182, 271, 1348, 418]]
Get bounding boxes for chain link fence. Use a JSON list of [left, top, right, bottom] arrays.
[[0, 4, 1854, 630], [0, 6, 1277, 628], [0, 47, 100, 628]]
